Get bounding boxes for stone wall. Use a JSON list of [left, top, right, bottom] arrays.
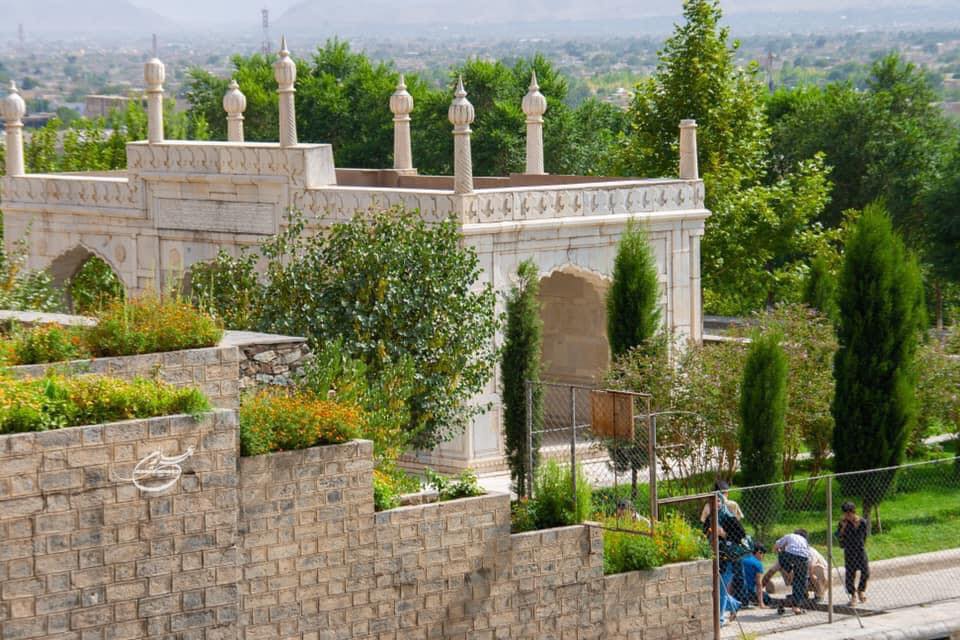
[[2, 310, 314, 404], [8, 346, 242, 411], [1, 412, 713, 640], [219, 332, 311, 392], [237, 439, 713, 640], [0, 409, 240, 640]]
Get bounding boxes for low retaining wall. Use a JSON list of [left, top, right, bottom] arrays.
[[1, 310, 314, 407], [238, 439, 713, 640], [1, 411, 713, 640], [8, 346, 242, 410]]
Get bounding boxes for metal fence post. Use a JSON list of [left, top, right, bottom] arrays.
[[570, 385, 577, 516], [526, 381, 534, 498], [711, 492, 721, 640], [648, 406, 657, 527], [827, 475, 834, 624]]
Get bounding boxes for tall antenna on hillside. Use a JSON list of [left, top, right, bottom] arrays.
[[17, 24, 24, 51], [261, 9, 271, 56], [766, 51, 775, 92]]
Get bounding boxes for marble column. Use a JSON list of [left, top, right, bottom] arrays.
[[448, 76, 475, 195], [521, 71, 547, 175], [679, 119, 699, 180], [273, 37, 298, 148], [390, 75, 414, 171]]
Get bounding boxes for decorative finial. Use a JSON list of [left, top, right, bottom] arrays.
[[448, 76, 474, 128], [1, 80, 26, 121], [522, 70, 547, 118], [152, 33, 158, 58], [280, 35, 289, 56], [390, 73, 414, 117], [223, 79, 247, 116]]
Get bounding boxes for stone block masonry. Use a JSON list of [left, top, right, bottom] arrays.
[[0, 409, 240, 640], [8, 345, 242, 411], [2, 411, 712, 640], [238, 439, 713, 640]]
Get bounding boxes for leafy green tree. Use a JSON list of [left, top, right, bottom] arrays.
[[617, 0, 832, 315], [832, 203, 925, 522], [924, 141, 960, 285], [606, 219, 661, 358], [768, 54, 946, 236], [500, 260, 543, 497], [201, 208, 498, 450], [738, 332, 787, 537]]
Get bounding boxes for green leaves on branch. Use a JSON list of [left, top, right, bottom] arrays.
[[189, 207, 499, 452]]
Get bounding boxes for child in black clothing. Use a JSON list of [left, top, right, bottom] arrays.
[[837, 501, 869, 605]]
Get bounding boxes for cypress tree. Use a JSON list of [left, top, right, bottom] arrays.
[[803, 254, 839, 325], [606, 219, 661, 358], [738, 332, 788, 539], [501, 260, 543, 497], [832, 203, 925, 522]]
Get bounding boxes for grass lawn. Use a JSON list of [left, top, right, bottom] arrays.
[[728, 456, 960, 561], [592, 447, 960, 563]]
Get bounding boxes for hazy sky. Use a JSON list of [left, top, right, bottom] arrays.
[[128, 0, 951, 27]]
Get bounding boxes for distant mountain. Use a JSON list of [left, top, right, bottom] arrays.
[[8, 0, 175, 35]]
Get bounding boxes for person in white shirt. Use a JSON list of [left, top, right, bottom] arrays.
[[773, 529, 811, 614]]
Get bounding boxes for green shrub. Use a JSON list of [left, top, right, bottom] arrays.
[[67, 256, 125, 315], [425, 468, 484, 501], [238, 388, 362, 456], [605, 531, 660, 573], [532, 459, 593, 529], [9, 324, 90, 365], [87, 295, 223, 357], [602, 511, 709, 575], [373, 471, 401, 511], [0, 373, 210, 434], [510, 498, 539, 533]]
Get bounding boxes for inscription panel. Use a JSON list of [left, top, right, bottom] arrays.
[[156, 197, 277, 235]]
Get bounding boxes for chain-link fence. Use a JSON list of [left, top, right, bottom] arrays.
[[657, 456, 960, 638], [526, 381, 656, 525]]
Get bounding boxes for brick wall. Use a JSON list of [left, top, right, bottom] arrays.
[[0, 409, 240, 640], [8, 346, 241, 410]]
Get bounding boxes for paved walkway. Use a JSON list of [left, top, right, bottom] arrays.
[[724, 565, 960, 638], [747, 597, 960, 640]]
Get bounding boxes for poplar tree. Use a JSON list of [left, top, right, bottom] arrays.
[[501, 260, 543, 496], [832, 203, 925, 521], [739, 332, 787, 538]]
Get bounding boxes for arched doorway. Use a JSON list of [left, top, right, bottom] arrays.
[[538, 266, 610, 385], [48, 246, 125, 313]]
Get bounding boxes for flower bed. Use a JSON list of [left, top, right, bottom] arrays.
[[0, 296, 222, 366], [0, 372, 210, 435], [238, 387, 363, 456]]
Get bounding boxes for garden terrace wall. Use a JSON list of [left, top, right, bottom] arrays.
[[8, 346, 242, 410], [0, 408, 712, 640], [237, 439, 713, 640], [219, 331, 311, 392], [0, 409, 240, 640]]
